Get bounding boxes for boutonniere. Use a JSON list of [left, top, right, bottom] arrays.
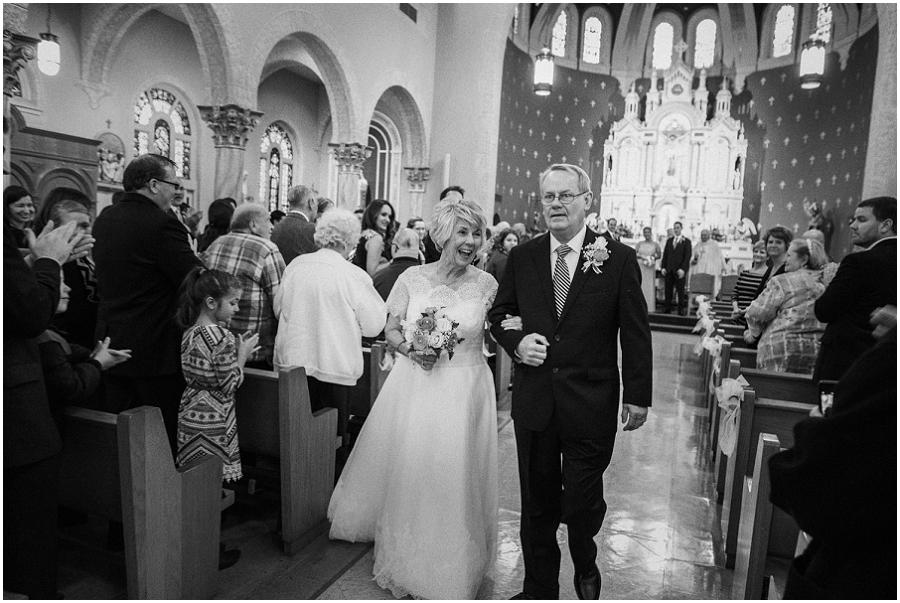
[[581, 238, 611, 274]]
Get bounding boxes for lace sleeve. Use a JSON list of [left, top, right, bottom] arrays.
[[480, 270, 499, 309], [385, 269, 411, 320]]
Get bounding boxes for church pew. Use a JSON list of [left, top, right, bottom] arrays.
[[349, 342, 393, 418], [721, 386, 813, 568], [369, 341, 392, 403], [730, 346, 757, 370], [235, 367, 339, 554], [733, 433, 786, 600], [740, 368, 817, 404], [59, 405, 221, 599], [707, 344, 737, 456]]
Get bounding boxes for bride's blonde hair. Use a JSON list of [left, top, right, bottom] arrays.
[[429, 198, 487, 251]]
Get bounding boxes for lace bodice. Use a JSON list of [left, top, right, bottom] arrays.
[[386, 265, 498, 367]]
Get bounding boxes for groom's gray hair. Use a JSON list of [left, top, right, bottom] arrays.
[[539, 163, 591, 193]]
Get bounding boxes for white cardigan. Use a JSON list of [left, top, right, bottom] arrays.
[[273, 248, 386, 386]]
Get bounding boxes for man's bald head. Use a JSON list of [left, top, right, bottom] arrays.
[[392, 227, 421, 259]]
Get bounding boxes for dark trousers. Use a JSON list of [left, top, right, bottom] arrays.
[[4, 454, 61, 598], [514, 418, 614, 599], [664, 271, 687, 314], [306, 376, 351, 454], [103, 373, 185, 454]]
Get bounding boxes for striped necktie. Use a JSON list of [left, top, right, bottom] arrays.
[[553, 244, 572, 318]]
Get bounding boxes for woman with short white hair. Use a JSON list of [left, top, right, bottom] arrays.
[[273, 208, 386, 459], [328, 197, 500, 599]]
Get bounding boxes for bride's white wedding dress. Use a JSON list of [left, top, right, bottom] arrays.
[[328, 265, 499, 599]]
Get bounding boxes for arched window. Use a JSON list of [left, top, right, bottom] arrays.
[[512, 4, 519, 37], [258, 123, 294, 212], [582, 17, 602, 64], [367, 121, 394, 201], [551, 10, 567, 57], [772, 5, 795, 57], [133, 87, 192, 179], [652, 23, 674, 70], [693, 19, 717, 69], [815, 3, 833, 43]]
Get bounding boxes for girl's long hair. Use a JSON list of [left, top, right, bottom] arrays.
[[175, 266, 241, 329]]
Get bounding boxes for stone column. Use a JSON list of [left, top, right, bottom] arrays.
[[329, 142, 371, 210], [404, 167, 430, 218], [3, 4, 37, 186], [862, 5, 897, 199], [198, 104, 263, 202]]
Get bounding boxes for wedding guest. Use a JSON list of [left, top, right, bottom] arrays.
[[731, 239, 768, 327], [799, 229, 838, 286], [270, 209, 285, 225], [661, 221, 692, 315], [744, 238, 827, 373], [202, 204, 285, 369], [352, 199, 396, 276], [274, 209, 385, 462], [271, 185, 318, 265], [197, 198, 235, 253], [635, 226, 662, 312], [4, 185, 36, 248], [34, 189, 100, 349], [373, 228, 421, 301], [756, 225, 793, 293], [484, 228, 519, 283], [606, 217, 620, 241], [316, 197, 335, 219]]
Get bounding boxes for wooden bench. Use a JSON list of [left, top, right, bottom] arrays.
[[733, 433, 791, 599], [730, 346, 757, 370], [741, 368, 818, 403], [235, 367, 339, 554], [721, 385, 814, 568], [349, 342, 393, 418], [59, 405, 221, 599]]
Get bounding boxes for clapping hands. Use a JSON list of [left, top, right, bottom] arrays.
[[237, 332, 261, 366], [90, 337, 132, 370], [26, 220, 95, 265]]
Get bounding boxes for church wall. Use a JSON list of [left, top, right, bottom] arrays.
[[256, 70, 328, 203], [495, 25, 879, 260]]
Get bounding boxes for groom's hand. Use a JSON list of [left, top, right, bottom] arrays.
[[516, 333, 549, 367], [621, 404, 649, 431]]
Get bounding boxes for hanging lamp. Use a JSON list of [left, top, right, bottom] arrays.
[[37, 6, 60, 76], [533, 47, 554, 96], [799, 37, 826, 90]]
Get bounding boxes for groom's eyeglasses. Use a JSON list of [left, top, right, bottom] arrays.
[[541, 191, 588, 205]]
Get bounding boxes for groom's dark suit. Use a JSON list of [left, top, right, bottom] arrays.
[[489, 227, 652, 598]]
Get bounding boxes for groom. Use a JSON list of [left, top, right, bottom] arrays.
[[489, 164, 652, 600]]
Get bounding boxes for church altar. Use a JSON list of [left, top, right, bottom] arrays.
[[600, 41, 747, 240]]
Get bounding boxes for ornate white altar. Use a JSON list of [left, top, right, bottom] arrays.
[[600, 41, 747, 240]]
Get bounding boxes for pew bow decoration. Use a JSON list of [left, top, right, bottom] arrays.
[[695, 295, 712, 318], [702, 334, 727, 388], [716, 377, 748, 456]]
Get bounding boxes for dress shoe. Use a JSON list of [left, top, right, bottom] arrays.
[[574, 567, 601, 600]]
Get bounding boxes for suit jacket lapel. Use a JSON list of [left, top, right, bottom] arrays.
[[530, 233, 557, 321], [557, 229, 603, 325]]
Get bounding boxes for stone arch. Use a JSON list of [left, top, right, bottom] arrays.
[[644, 10, 685, 73], [80, 4, 233, 104], [579, 6, 614, 73], [717, 3, 758, 91], [758, 3, 801, 69], [369, 85, 427, 166], [246, 9, 356, 143], [685, 7, 722, 72], [529, 3, 579, 69]]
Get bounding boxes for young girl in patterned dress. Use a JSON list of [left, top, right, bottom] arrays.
[[174, 267, 259, 483]]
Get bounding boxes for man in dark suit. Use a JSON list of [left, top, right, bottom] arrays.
[[813, 196, 896, 382], [373, 227, 421, 301], [661, 221, 692, 315], [4, 220, 82, 598], [271, 184, 318, 265], [92, 154, 202, 449], [489, 164, 652, 600]]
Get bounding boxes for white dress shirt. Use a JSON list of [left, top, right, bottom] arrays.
[[549, 225, 587, 286]]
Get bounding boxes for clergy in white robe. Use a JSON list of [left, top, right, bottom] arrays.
[[691, 230, 726, 297]]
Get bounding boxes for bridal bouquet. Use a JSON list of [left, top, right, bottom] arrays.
[[401, 306, 465, 361]]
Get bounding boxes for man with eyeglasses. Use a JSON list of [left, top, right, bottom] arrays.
[[92, 154, 202, 451], [490, 163, 652, 600]]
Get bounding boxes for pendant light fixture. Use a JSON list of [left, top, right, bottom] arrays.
[[533, 47, 554, 96], [37, 5, 61, 76], [799, 37, 826, 90]]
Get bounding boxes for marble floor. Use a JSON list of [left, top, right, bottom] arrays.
[[56, 331, 737, 599]]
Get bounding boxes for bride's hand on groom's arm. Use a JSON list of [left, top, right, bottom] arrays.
[[621, 404, 649, 431], [501, 314, 523, 331], [516, 333, 549, 367]]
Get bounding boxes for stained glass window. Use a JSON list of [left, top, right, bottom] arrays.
[[551, 10, 567, 57], [259, 123, 294, 212], [815, 3, 833, 43], [773, 5, 795, 58], [694, 19, 716, 69], [652, 22, 674, 70], [582, 17, 602, 64], [132, 87, 192, 179], [512, 5, 519, 36]]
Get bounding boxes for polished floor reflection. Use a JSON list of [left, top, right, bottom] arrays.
[[56, 331, 732, 599]]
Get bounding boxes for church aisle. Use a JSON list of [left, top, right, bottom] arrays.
[[318, 331, 732, 600]]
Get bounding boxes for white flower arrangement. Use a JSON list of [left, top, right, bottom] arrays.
[[581, 238, 611, 274]]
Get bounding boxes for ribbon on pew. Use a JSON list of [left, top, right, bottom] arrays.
[[716, 376, 749, 456], [702, 334, 727, 389], [694, 295, 712, 319]]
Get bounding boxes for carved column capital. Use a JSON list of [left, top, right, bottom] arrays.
[[328, 142, 371, 173], [404, 166, 430, 192], [198, 104, 263, 149], [3, 30, 37, 98]]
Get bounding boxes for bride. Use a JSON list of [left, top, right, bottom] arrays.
[[328, 198, 500, 599]]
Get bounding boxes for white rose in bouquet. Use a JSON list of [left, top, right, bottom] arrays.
[[435, 317, 452, 333], [427, 331, 444, 348]]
